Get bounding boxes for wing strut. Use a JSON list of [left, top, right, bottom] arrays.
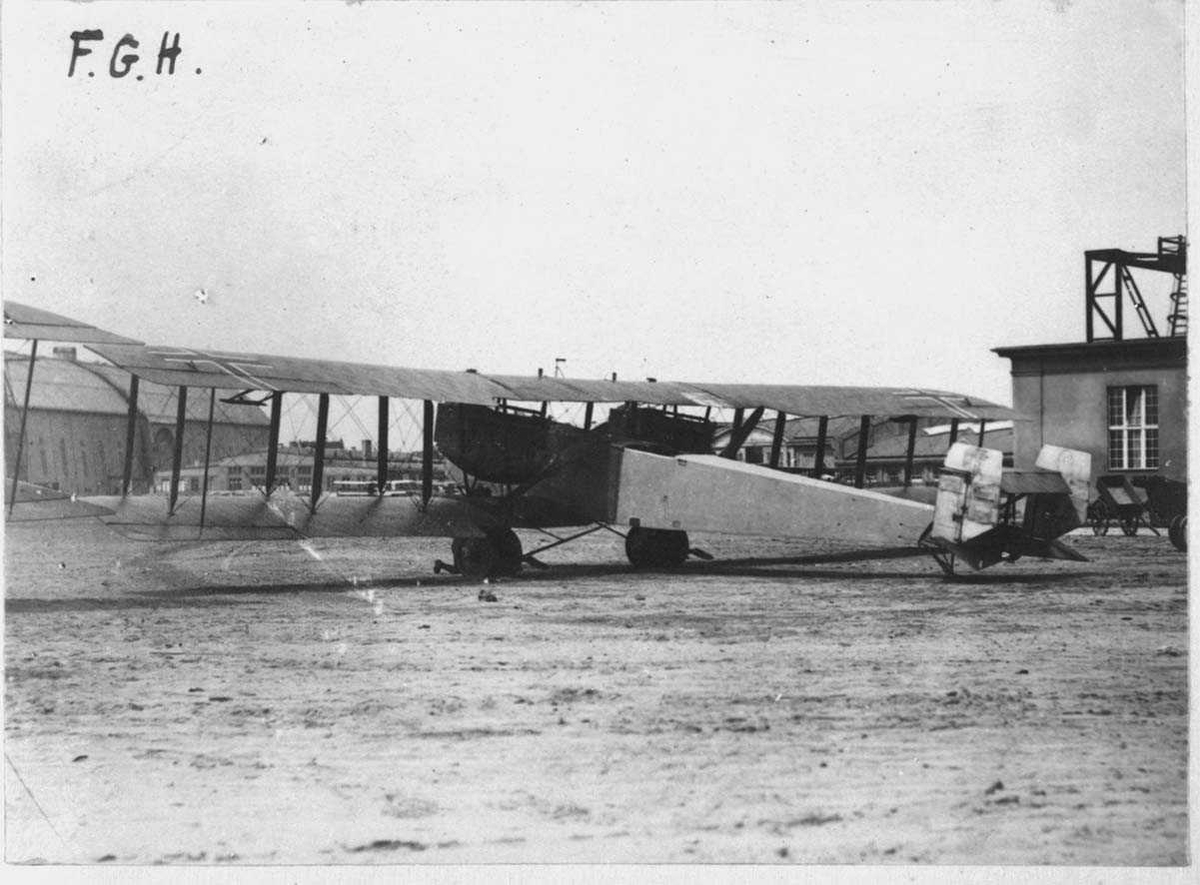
[[376, 396, 389, 496], [902, 417, 918, 487], [168, 386, 188, 514], [121, 375, 140, 497], [7, 339, 38, 516], [422, 400, 435, 507], [198, 388, 216, 531], [977, 419, 987, 446], [812, 416, 829, 478], [768, 411, 787, 469], [948, 418, 959, 446], [310, 393, 329, 514], [583, 402, 594, 431], [265, 392, 282, 494], [853, 415, 872, 488], [721, 407, 764, 459]]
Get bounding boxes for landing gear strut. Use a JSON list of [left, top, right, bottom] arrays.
[[437, 529, 524, 578], [625, 526, 690, 569], [918, 524, 956, 577]]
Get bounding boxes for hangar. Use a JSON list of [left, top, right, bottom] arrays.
[[2, 348, 270, 495]]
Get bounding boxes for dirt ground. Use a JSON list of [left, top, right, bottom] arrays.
[[3, 518, 1188, 866]]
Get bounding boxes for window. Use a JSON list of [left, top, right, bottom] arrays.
[[228, 465, 243, 476], [1107, 386, 1159, 470], [228, 477, 242, 491]]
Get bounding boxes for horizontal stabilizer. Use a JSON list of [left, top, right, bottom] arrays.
[[933, 527, 1088, 571]]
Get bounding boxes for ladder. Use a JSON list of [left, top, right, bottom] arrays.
[[1168, 272, 1188, 336], [1120, 265, 1159, 337]]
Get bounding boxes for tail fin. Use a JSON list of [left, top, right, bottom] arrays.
[[928, 443, 1091, 571]]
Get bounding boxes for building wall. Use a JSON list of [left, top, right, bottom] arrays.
[[999, 340, 1186, 481], [5, 407, 270, 496], [4, 408, 140, 495]]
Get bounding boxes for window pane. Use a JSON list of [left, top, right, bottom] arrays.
[[1126, 388, 1143, 427], [1108, 429, 1125, 469], [1146, 428, 1159, 469], [1107, 388, 1124, 427], [1144, 386, 1159, 426], [1128, 429, 1143, 468]]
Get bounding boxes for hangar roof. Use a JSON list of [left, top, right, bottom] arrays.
[[3, 354, 269, 426]]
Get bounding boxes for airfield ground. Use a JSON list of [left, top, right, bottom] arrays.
[[3, 518, 1188, 866]]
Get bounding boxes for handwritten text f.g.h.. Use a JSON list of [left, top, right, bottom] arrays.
[[68, 31, 199, 79]]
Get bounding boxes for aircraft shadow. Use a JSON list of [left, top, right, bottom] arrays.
[[5, 555, 1098, 614]]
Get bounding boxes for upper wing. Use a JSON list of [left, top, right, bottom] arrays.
[[87, 343, 510, 405], [488, 375, 1015, 420], [88, 341, 1014, 420], [3, 301, 143, 345]]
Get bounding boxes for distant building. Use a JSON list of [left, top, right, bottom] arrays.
[[3, 350, 270, 495], [853, 423, 1013, 486], [713, 415, 1012, 486], [712, 416, 857, 472], [153, 447, 449, 496], [994, 237, 1187, 482]]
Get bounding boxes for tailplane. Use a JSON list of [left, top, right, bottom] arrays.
[[923, 443, 1090, 573]]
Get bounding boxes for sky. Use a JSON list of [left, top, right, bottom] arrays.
[[1, 0, 1188, 408]]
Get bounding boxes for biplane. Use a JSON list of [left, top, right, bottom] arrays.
[[4, 301, 1091, 578]]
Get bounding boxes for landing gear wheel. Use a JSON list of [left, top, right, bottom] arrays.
[[489, 528, 523, 577], [918, 524, 956, 577], [451, 537, 496, 579], [1168, 515, 1187, 552], [450, 529, 523, 578], [625, 527, 690, 569]]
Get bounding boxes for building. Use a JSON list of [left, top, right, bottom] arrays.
[[994, 237, 1187, 482], [714, 415, 1013, 486], [712, 416, 856, 472], [3, 349, 271, 495], [153, 446, 449, 497], [853, 423, 1013, 486]]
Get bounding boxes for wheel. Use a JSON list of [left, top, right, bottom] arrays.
[[1088, 501, 1109, 536], [488, 528, 523, 577], [452, 536, 496, 578], [1168, 515, 1187, 552], [625, 526, 690, 569], [1120, 516, 1139, 537], [451, 529, 523, 578]]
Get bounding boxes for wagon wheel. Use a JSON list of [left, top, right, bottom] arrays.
[[1119, 515, 1139, 537], [1168, 515, 1187, 552], [1087, 501, 1110, 536]]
